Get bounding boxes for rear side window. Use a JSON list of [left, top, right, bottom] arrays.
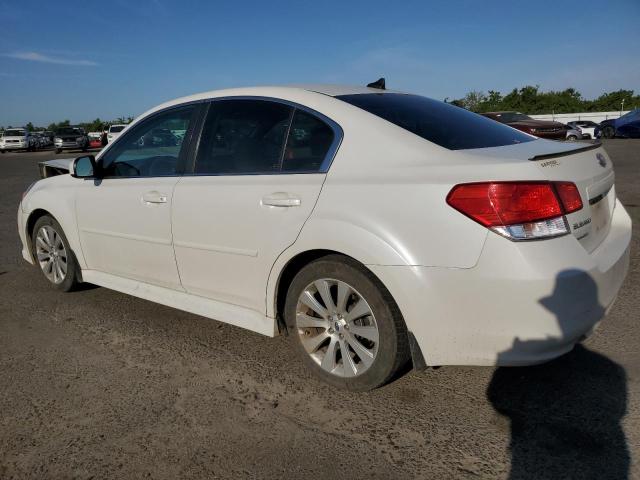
[[195, 99, 337, 175], [336, 93, 534, 150], [196, 100, 292, 174], [282, 110, 334, 172]]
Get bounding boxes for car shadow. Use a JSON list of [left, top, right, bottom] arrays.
[[487, 269, 629, 480]]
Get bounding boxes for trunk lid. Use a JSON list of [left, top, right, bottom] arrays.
[[464, 140, 615, 252]]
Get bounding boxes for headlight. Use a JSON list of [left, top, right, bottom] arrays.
[[54, 137, 62, 142]]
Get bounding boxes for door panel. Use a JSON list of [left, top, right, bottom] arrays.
[[172, 174, 324, 312], [74, 104, 198, 289], [76, 177, 183, 289]]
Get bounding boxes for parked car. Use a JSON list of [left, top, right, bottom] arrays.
[[54, 127, 89, 154], [19, 84, 631, 390], [33, 132, 48, 149], [481, 111, 568, 140], [0, 128, 38, 153], [596, 109, 640, 139], [87, 132, 103, 149], [566, 127, 582, 141], [567, 121, 598, 139], [107, 124, 128, 143]]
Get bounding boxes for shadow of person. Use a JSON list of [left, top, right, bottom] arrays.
[[487, 269, 629, 479]]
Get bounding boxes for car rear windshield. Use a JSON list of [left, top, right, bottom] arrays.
[[336, 94, 534, 150], [4, 129, 25, 136], [110, 125, 125, 133]]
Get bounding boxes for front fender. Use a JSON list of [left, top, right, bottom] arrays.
[[21, 176, 86, 269]]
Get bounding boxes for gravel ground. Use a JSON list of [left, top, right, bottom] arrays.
[[0, 140, 638, 479]]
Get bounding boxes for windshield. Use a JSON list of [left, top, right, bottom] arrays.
[[57, 127, 81, 135], [619, 109, 639, 121], [4, 129, 26, 137], [110, 125, 126, 133], [336, 94, 534, 150]]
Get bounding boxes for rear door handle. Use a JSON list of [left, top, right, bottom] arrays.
[[142, 191, 168, 204], [261, 192, 301, 207]]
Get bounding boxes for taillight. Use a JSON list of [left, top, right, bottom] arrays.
[[446, 181, 583, 241], [554, 181, 583, 214]]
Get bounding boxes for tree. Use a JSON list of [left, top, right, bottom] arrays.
[[451, 86, 639, 114], [25, 122, 35, 132]]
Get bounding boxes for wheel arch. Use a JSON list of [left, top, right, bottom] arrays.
[[25, 208, 55, 255], [269, 248, 426, 369]]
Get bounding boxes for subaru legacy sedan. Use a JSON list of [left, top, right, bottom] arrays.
[[18, 84, 631, 391]]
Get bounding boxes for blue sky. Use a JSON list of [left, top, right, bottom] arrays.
[[1, 0, 638, 126]]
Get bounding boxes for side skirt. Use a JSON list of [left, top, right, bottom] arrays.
[[81, 270, 278, 337]]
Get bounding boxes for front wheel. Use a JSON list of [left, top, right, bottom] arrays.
[[285, 255, 410, 391], [32, 215, 80, 292], [567, 135, 578, 141], [602, 126, 616, 139], [55, 148, 62, 154]]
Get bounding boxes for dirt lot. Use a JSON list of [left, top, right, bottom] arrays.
[[1, 140, 639, 479]]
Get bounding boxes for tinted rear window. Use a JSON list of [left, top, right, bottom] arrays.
[[110, 125, 126, 133], [336, 93, 534, 150]]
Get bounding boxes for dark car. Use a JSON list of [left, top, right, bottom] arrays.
[[54, 127, 89, 154], [481, 111, 568, 140], [596, 109, 640, 139]]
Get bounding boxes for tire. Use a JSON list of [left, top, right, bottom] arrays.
[[284, 254, 410, 391], [602, 126, 616, 139], [0, 150, 4, 154], [55, 148, 62, 154], [32, 215, 80, 292], [567, 135, 578, 141]]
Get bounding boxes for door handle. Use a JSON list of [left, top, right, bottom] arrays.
[[261, 192, 301, 207], [142, 191, 168, 204]]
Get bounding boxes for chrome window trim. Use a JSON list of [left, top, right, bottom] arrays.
[[187, 95, 344, 177]]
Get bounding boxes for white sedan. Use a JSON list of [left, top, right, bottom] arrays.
[[18, 83, 631, 390]]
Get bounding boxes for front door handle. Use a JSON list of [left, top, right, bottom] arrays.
[[261, 192, 301, 207], [142, 191, 168, 204]]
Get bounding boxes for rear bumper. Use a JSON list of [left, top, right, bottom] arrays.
[[370, 200, 632, 366]]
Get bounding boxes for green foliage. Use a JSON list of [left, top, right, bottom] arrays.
[[451, 86, 639, 114]]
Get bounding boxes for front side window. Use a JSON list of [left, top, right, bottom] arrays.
[[100, 106, 195, 178], [195, 100, 293, 175], [337, 94, 534, 150]]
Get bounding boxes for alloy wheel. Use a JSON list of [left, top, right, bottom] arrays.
[[295, 278, 379, 378], [35, 225, 68, 284]]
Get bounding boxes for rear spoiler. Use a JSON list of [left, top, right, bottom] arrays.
[[529, 141, 602, 161]]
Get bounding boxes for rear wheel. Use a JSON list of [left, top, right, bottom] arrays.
[[285, 255, 409, 391], [567, 135, 578, 141], [32, 215, 79, 292]]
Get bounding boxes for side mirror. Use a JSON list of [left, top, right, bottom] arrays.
[[72, 155, 97, 178]]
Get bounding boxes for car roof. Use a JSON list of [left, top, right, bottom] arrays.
[[151, 84, 398, 111], [483, 111, 522, 115]]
